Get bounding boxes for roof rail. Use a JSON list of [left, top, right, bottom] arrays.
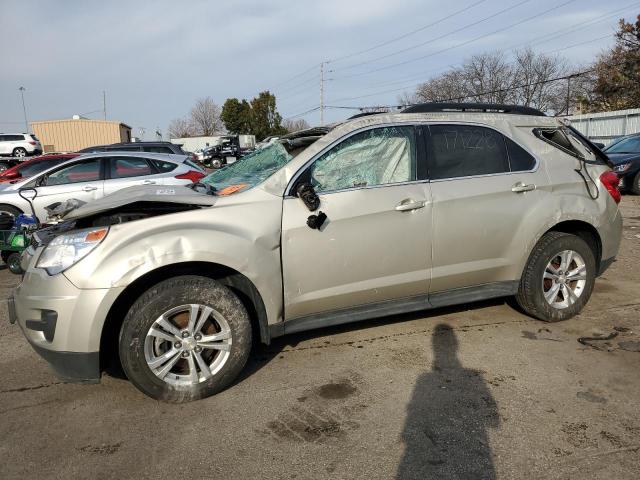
[[347, 111, 391, 120], [401, 102, 545, 116]]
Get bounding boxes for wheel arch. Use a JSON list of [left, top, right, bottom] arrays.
[[545, 220, 602, 271], [99, 261, 271, 374], [0, 203, 24, 216]]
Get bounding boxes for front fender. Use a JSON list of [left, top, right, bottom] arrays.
[[64, 191, 284, 325]]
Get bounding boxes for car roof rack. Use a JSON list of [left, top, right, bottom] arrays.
[[401, 102, 545, 116]]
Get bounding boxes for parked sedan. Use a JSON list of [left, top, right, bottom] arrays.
[[0, 152, 205, 221], [604, 133, 640, 194], [0, 153, 79, 185]]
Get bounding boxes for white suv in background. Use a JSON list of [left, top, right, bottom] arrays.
[[0, 133, 43, 158]]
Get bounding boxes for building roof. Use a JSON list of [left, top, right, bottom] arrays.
[[31, 118, 132, 130]]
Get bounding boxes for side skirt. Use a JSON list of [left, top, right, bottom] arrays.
[[269, 281, 519, 339]]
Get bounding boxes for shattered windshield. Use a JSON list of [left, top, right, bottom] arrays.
[[201, 141, 293, 195]]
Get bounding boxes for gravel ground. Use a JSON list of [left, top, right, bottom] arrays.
[[0, 196, 639, 480]]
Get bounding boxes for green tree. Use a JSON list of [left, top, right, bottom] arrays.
[[250, 91, 287, 140], [221, 98, 252, 134], [585, 15, 640, 111]]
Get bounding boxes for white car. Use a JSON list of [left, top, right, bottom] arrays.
[[0, 133, 42, 158], [0, 152, 205, 221]]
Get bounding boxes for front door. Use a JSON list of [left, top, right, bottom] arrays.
[[281, 125, 432, 320], [31, 158, 104, 220]]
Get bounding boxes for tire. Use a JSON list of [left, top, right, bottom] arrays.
[[119, 275, 252, 402], [0, 205, 21, 219], [516, 231, 596, 322], [6, 252, 23, 274], [12, 147, 27, 158], [631, 171, 640, 195], [211, 158, 222, 169]]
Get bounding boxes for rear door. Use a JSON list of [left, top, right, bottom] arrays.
[[103, 156, 168, 195], [31, 158, 105, 220], [281, 125, 432, 320], [424, 123, 549, 297]]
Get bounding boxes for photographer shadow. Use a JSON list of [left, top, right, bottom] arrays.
[[397, 323, 499, 480]]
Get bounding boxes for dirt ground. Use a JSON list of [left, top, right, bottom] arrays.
[[0, 196, 639, 480]]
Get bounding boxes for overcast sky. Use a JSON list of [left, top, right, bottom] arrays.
[[0, 0, 636, 139]]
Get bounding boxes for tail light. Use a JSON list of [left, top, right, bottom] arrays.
[[175, 170, 205, 183], [600, 171, 621, 204], [28, 141, 37, 145]]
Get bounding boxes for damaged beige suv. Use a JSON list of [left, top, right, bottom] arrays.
[[10, 103, 622, 402]]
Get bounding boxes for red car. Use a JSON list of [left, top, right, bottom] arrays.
[[0, 153, 79, 184]]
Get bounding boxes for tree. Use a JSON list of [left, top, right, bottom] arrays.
[[250, 91, 287, 140], [190, 97, 223, 136], [405, 49, 571, 115], [282, 118, 310, 133], [221, 98, 252, 134], [167, 116, 194, 138], [584, 15, 640, 111]]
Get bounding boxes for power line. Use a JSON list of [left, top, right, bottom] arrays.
[[326, 32, 620, 105], [328, 0, 488, 64], [333, 0, 578, 80], [332, 0, 531, 73]]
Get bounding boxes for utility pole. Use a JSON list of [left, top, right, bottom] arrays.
[[320, 62, 325, 126], [566, 75, 572, 116], [103, 90, 107, 120], [18, 86, 28, 132]]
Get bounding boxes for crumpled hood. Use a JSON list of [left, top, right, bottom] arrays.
[[605, 152, 640, 165], [64, 184, 217, 219]]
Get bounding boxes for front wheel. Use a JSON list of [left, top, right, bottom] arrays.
[[516, 232, 596, 322], [210, 158, 223, 169], [6, 252, 23, 274], [119, 276, 252, 402]]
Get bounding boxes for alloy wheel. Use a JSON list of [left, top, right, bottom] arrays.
[[542, 250, 587, 309], [144, 304, 232, 386]]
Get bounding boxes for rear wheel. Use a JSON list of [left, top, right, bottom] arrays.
[[516, 231, 596, 322], [211, 158, 223, 169], [12, 147, 27, 158], [119, 276, 252, 402], [631, 171, 640, 195]]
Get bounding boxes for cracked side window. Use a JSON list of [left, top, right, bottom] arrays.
[[309, 126, 416, 193]]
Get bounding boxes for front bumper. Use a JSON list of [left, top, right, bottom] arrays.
[[11, 266, 124, 382]]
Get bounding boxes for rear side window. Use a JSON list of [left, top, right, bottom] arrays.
[[110, 157, 152, 178], [151, 159, 177, 173], [7, 135, 24, 141], [184, 159, 201, 170], [533, 127, 599, 162], [427, 125, 509, 179], [505, 138, 536, 171]]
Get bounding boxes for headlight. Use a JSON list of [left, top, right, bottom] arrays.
[[36, 227, 109, 275], [613, 163, 631, 173]]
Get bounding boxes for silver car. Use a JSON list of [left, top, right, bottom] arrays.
[[10, 104, 623, 402], [0, 152, 205, 221]]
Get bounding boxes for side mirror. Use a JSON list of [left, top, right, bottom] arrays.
[[296, 182, 320, 212], [3, 171, 19, 179], [593, 142, 605, 150]]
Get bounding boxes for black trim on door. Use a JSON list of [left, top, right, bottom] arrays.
[[269, 280, 519, 339]]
